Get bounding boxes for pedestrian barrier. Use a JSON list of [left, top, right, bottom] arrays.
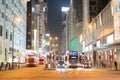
[[45, 62, 56, 70]]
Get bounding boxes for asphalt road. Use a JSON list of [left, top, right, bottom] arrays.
[[0, 66, 120, 80]]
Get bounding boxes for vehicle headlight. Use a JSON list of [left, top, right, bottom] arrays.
[[58, 64, 60, 66], [62, 64, 65, 66]]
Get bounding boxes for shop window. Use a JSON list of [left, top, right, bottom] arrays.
[[96, 40, 100, 47], [107, 34, 114, 44]]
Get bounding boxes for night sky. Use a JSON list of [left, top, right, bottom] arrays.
[[47, 0, 70, 38]]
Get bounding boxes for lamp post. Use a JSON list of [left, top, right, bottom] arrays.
[[49, 37, 58, 55], [12, 16, 21, 69]]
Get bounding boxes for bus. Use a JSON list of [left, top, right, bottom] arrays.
[[80, 55, 92, 68], [69, 51, 79, 68], [25, 54, 39, 67]]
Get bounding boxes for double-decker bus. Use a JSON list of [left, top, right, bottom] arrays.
[[69, 51, 78, 68]]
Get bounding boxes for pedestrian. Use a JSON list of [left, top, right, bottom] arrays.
[[5, 62, 9, 70], [0, 62, 4, 71], [17, 62, 20, 69], [114, 61, 117, 70]]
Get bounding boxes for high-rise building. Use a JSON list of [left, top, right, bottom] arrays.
[[82, 0, 112, 67], [89, 0, 111, 22], [26, 0, 47, 57], [83, 0, 111, 26], [26, 1, 32, 50], [0, 0, 27, 64], [66, 0, 83, 52], [66, 0, 111, 65], [61, 7, 69, 54]]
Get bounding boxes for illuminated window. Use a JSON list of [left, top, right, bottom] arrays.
[[96, 40, 100, 47], [28, 32, 31, 35], [107, 34, 114, 44]]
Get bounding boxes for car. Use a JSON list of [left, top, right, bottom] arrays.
[[56, 60, 67, 68], [83, 61, 92, 68], [78, 63, 84, 68], [39, 59, 45, 65]]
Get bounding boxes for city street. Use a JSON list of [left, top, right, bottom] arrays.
[[1, 1, 120, 80], [0, 66, 120, 80]]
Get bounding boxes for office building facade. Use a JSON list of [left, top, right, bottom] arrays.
[[81, 0, 120, 69], [26, 0, 47, 57], [0, 0, 27, 64]]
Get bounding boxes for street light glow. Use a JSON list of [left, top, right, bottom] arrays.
[[88, 24, 92, 28], [16, 17, 21, 22], [55, 44, 58, 47], [13, 16, 21, 23], [45, 33, 50, 37], [55, 37, 58, 40], [49, 37, 52, 40]]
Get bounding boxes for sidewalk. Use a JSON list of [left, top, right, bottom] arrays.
[[91, 67, 120, 72], [0, 63, 26, 71]]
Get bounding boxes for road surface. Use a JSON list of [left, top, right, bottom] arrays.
[[0, 66, 120, 80]]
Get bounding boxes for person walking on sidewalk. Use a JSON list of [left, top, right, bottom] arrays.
[[5, 62, 9, 70], [114, 61, 117, 70], [0, 62, 4, 71]]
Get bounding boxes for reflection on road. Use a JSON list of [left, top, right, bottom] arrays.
[[56, 67, 102, 73]]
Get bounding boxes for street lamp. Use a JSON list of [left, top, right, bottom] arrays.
[[12, 16, 21, 69], [49, 36, 58, 55]]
